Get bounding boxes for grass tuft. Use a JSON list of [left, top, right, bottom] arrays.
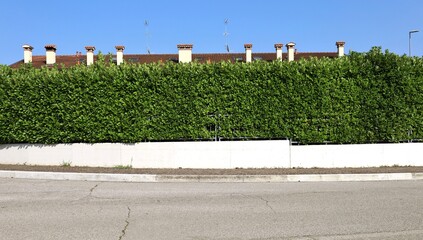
[[114, 164, 133, 169], [61, 161, 72, 167]]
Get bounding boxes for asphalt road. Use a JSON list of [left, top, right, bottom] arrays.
[[0, 179, 422, 240]]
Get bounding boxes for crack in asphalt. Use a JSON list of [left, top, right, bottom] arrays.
[[89, 184, 99, 197], [118, 206, 131, 240], [258, 196, 276, 214], [74, 183, 101, 202], [238, 194, 276, 214]]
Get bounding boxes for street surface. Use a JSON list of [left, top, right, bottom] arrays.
[[0, 179, 422, 240]]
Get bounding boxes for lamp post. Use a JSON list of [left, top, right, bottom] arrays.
[[409, 30, 419, 56]]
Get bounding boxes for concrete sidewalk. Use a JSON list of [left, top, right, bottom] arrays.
[[1, 170, 422, 183]]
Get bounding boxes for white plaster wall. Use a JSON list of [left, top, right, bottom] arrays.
[[1, 141, 422, 169], [178, 49, 192, 63], [276, 49, 282, 60], [338, 46, 345, 57], [286, 43, 296, 62], [0, 140, 290, 169], [86, 52, 94, 65], [291, 142, 423, 168], [288, 49, 294, 62], [116, 51, 123, 65], [24, 50, 32, 63], [245, 49, 252, 63], [46, 51, 56, 64]]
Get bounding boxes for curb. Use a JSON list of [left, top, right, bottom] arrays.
[[1, 170, 423, 183]]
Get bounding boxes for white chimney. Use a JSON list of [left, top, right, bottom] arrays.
[[244, 43, 252, 63], [336, 41, 345, 57], [85, 46, 95, 66], [115, 45, 125, 65], [22, 44, 33, 63], [286, 42, 296, 62], [274, 43, 283, 61], [177, 44, 193, 63], [45, 44, 57, 65]]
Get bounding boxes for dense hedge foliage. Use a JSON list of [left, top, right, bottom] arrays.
[[1, 47, 423, 144]]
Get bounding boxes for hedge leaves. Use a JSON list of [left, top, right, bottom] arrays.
[[1, 47, 423, 144]]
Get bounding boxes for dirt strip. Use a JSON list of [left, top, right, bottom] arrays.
[[1, 164, 422, 175]]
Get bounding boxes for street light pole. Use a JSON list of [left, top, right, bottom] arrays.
[[409, 30, 419, 56]]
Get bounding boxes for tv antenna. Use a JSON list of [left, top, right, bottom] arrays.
[[224, 19, 230, 52], [144, 20, 151, 54]]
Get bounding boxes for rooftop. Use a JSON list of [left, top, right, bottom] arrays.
[[10, 42, 344, 68]]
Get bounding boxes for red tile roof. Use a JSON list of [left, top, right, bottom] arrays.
[[44, 44, 57, 51], [274, 43, 283, 49], [244, 44, 253, 49], [9, 51, 339, 68], [177, 44, 193, 49]]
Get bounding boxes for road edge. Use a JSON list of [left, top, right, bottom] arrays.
[[1, 170, 422, 183]]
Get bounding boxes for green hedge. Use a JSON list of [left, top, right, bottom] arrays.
[[1, 47, 423, 144]]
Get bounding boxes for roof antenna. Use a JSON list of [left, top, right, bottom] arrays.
[[224, 19, 230, 52], [144, 20, 151, 54]]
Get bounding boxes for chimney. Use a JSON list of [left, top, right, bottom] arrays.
[[45, 44, 57, 65], [274, 43, 283, 61], [336, 41, 345, 57], [244, 43, 252, 63], [115, 45, 125, 65], [85, 46, 95, 66], [286, 42, 296, 62], [177, 44, 193, 63], [22, 44, 33, 63]]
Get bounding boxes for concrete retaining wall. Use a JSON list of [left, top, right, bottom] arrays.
[[0, 141, 422, 168], [290, 142, 423, 168], [0, 140, 290, 169]]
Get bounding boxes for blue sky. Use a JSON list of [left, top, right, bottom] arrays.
[[1, 0, 422, 65]]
